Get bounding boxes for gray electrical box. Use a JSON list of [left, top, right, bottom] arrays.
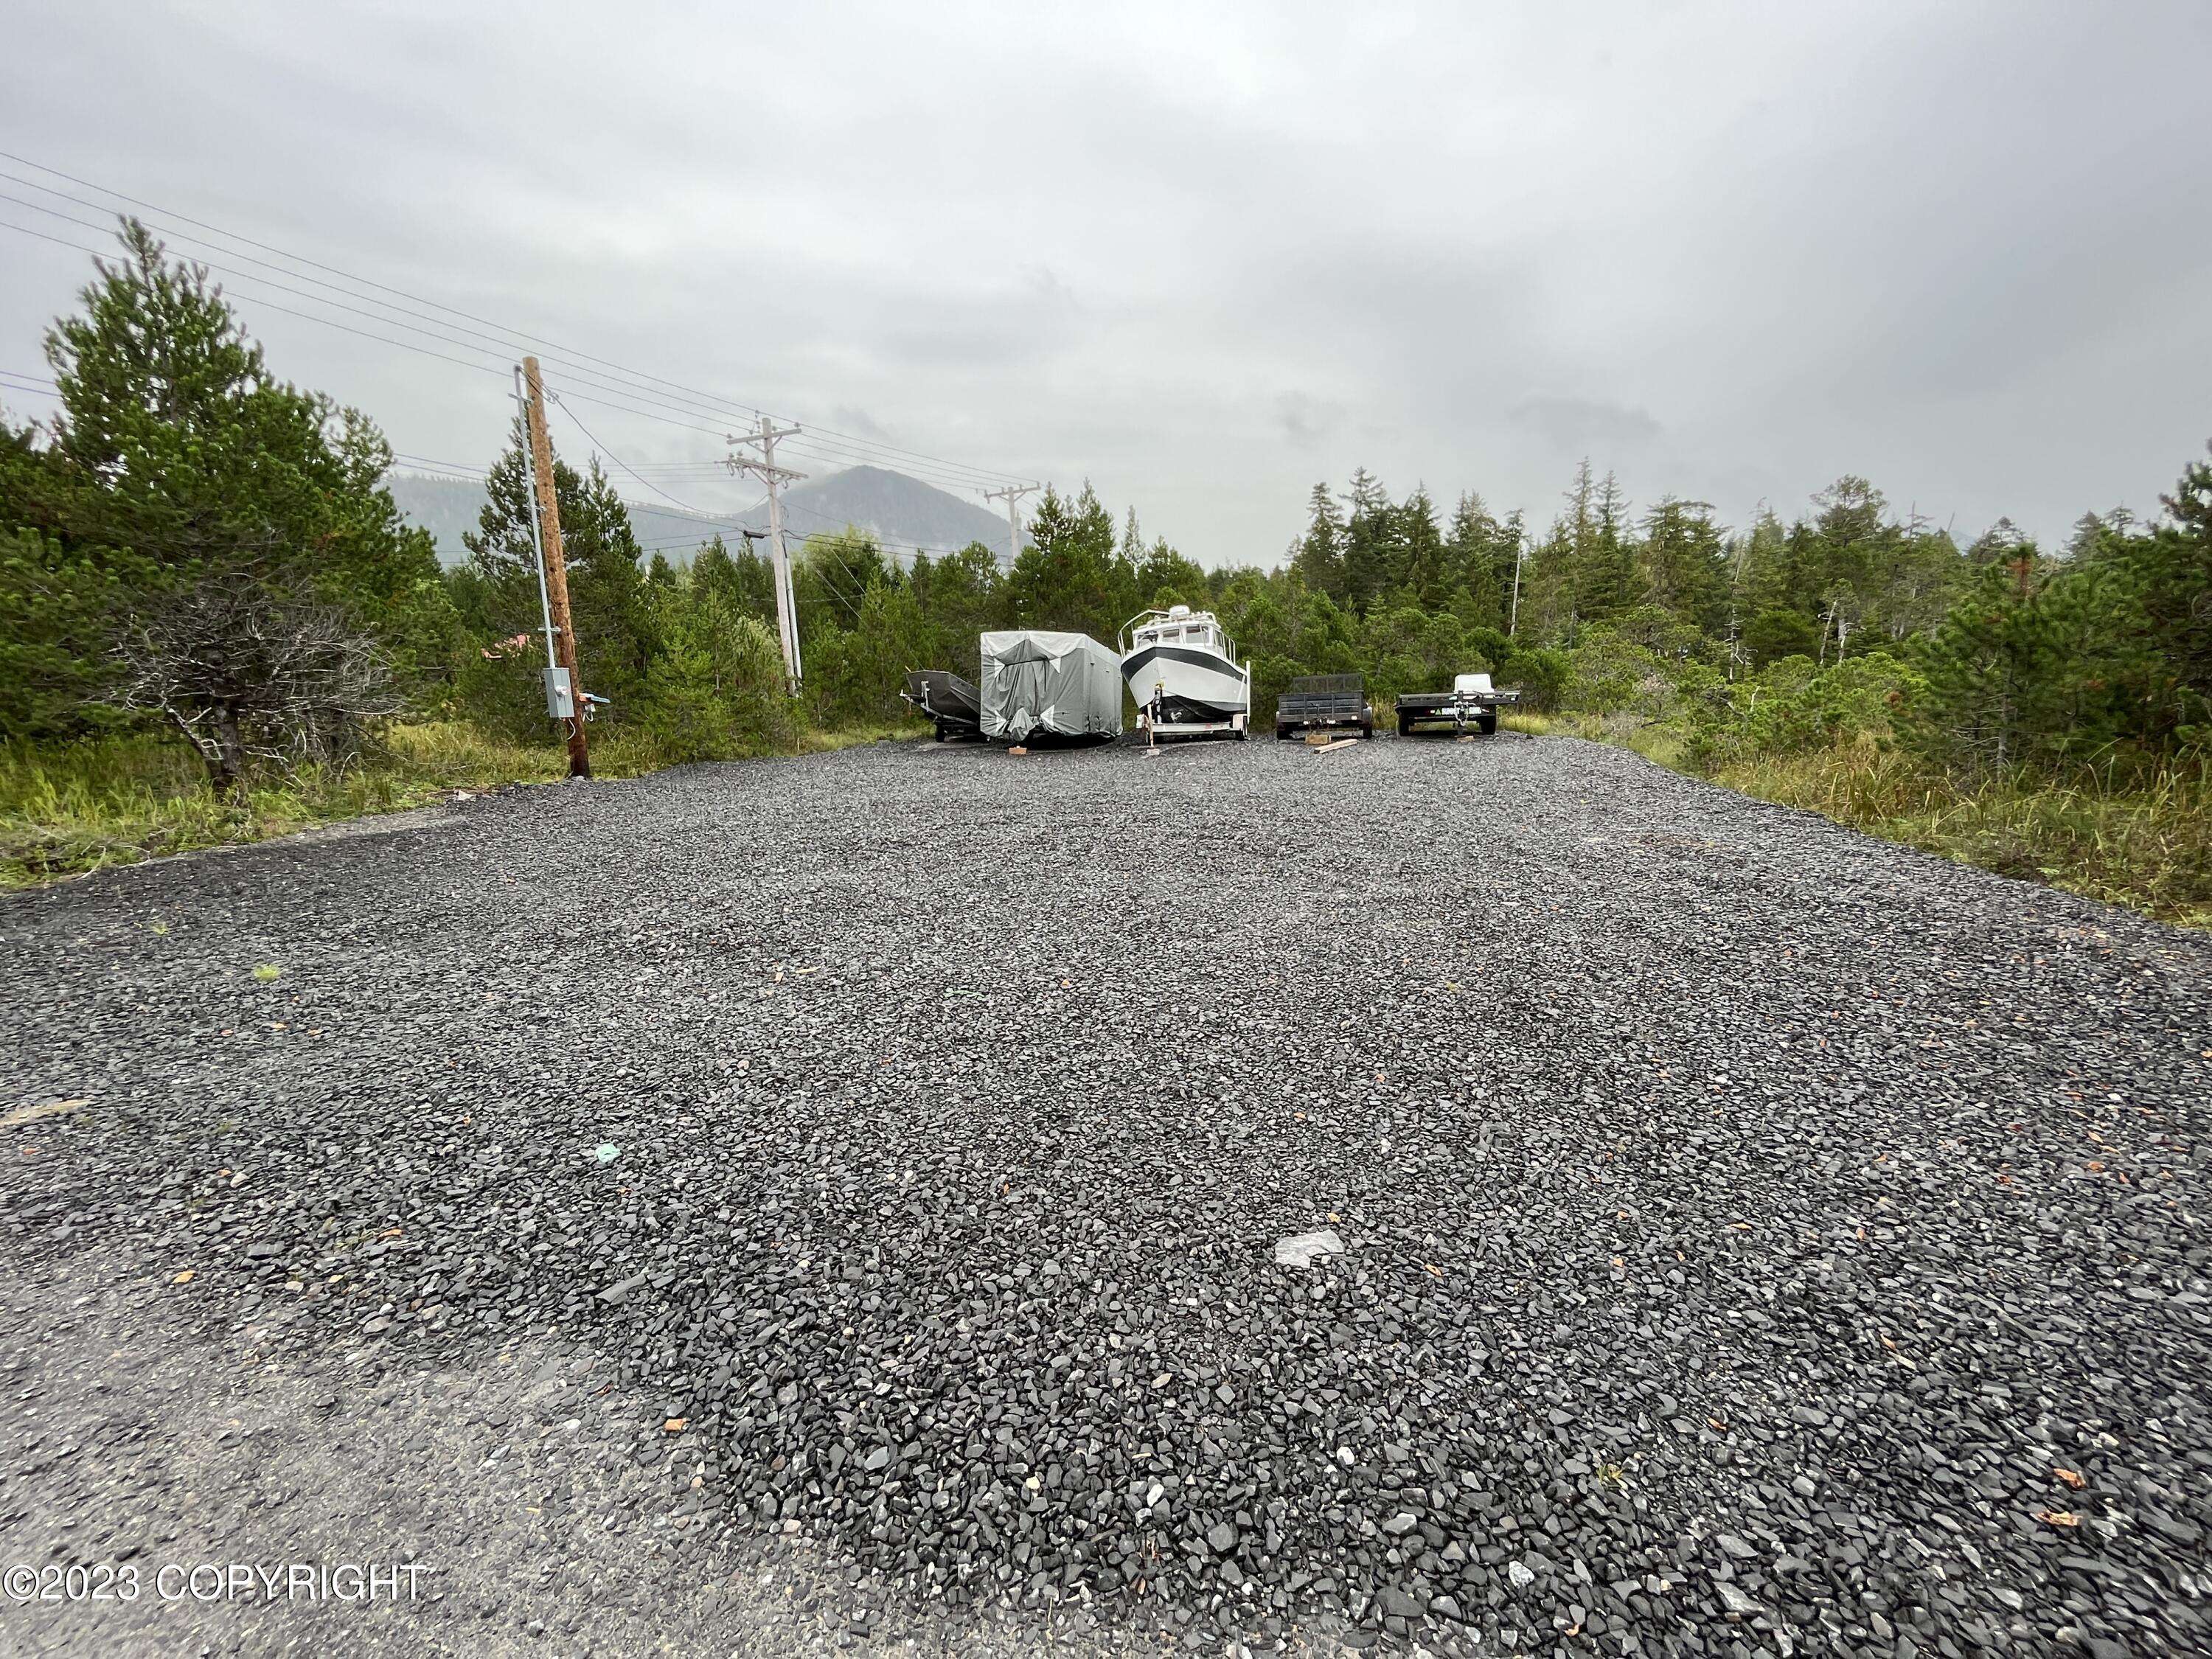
[[543, 665, 574, 720]]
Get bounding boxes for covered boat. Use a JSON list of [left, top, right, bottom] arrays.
[[977, 630, 1123, 745], [1119, 605, 1251, 740]]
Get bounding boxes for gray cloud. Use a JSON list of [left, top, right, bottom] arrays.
[[1275, 391, 1342, 448], [1509, 397, 1662, 455], [3, 1, 2207, 563]]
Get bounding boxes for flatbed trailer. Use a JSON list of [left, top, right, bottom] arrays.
[[1275, 673, 1373, 740], [1396, 672, 1520, 737]]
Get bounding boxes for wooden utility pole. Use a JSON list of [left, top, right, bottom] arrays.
[[521, 356, 590, 777]]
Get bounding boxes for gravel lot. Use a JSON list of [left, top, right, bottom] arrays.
[[3, 734, 2208, 1658]]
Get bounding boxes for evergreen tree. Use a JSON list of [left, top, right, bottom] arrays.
[[1136, 537, 1210, 610], [1520, 518, 1577, 644], [638, 572, 790, 760], [1119, 505, 1144, 568], [1792, 476, 1893, 616], [2075, 443, 2212, 745], [463, 428, 654, 716], [1637, 498, 1731, 633], [908, 540, 1005, 669], [1732, 506, 1793, 622], [1340, 468, 1395, 615], [1742, 608, 1821, 667], [1442, 492, 1505, 628], [0, 417, 117, 738], [1869, 524, 1966, 643], [1966, 518, 2029, 567], [2143, 445, 2212, 735], [1290, 481, 1345, 601], [1573, 469, 1638, 626], [1007, 481, 1128, 640], [1394, 486, 1447, 608], [691, 533, 777, 627], [1913, 552, 2082, 773], [24, 220, 443, 779]]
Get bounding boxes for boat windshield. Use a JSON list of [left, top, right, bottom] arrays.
[[1125, 612, 1235, 657]]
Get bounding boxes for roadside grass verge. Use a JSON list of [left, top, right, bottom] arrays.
[[1, 717, 926, 888], [1500, 709, 1684, 767], [1710, 740, 2212, 928], [1512, 713, 2209, 928]]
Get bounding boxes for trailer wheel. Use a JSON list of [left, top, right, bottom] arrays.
[[1360, 724, 1373, 740], [1397, 714, 1413, 737], [1478, 713, 1498, 735]]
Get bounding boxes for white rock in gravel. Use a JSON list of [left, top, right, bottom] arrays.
[[1273, 1229, 1346, 1269]]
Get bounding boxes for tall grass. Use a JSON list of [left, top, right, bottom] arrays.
[[1502, 709, 1686, 768], [1, 717, 923, 887], [1711, 739, 2211, 927], [1506, 714, 2208, 927]]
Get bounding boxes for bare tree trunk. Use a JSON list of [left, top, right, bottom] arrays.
[[212, 702, 246, 794]]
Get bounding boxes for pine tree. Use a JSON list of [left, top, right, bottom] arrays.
[[1796, 476, 1893, 613], [1520, 518, 1576, 644], [1340, 468, 1395, 616], [1732, 506, 1792, 620], [1913, 552, 2073, 773], [1008, 481, 1127, 640], [1569, 467, 1637, 628], [2081, 442, 2212, 744], [1394, 486, 1447, 608], [1444, 492, 1507, 630], [1637, 498, 1730, 633], [1966, 518, 2029, 567], [1291, 481, 1345, 601], [32, 220, 442, 781], [465, 430, 655, 714]]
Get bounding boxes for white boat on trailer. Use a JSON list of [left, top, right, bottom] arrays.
[[1119, 605, 1252, 741]]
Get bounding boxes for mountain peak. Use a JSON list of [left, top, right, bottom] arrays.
[[389, 465, 1013, 566]]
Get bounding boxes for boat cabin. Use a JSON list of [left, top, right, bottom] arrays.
[[1125, 605, 1236, 660]]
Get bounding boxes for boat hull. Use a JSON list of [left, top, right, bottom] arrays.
[[1120, 644, 1250, 720]]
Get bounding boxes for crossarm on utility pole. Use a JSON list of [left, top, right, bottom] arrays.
[[981, 483, 1037, 571]]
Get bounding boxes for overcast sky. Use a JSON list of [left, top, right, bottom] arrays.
[[4, 1, 2208, 563]]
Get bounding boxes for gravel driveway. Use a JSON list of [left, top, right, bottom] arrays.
[[2, 734, 2207, 1658]]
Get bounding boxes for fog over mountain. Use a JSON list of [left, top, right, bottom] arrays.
[[390, 465, 1012, 568]]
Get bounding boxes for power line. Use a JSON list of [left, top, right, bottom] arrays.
[[5, 186, 1037, 575], [2, 210, 1026, 504], [0, 150, 1038, 490], [1, 213, 519, 383], [389, 459, 489, 481], [0, 153, 778, 433], [546, 390, 734, 518], [0, 191, 828, 444], [392, 451, 487, 475]]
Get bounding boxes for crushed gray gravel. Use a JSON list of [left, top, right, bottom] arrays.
[[3, 733, 2208, 1658]]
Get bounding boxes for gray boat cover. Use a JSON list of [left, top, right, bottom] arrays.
[[978, 630, 1124, 742]]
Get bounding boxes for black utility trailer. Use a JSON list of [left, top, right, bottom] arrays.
[[901, 669, 984, 741], [1276, 673, 1374, 740], [1396, 672, 1519, 737]]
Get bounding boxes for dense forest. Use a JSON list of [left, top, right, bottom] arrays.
[[4, 223, 2208, 914]]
